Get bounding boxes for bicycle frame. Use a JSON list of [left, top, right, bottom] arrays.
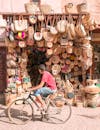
[[25, 92, 51, 112]]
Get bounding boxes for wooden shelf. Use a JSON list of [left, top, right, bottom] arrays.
[[0, 12, 87, 16]]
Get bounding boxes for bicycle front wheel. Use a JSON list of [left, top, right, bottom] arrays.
[[8, 98, 33, 125], [46, 99, 72, 124]]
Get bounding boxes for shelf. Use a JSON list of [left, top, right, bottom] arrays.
[[0, 12, 87, 16]]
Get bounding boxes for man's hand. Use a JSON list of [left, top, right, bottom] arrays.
[[27, 87, 35, 91]]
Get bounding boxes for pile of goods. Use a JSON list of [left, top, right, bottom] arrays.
[[0, 2, 98, 105]]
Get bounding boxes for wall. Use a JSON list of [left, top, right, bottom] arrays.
[[0, 0, 29, 12], [0, 0, 100, 23]]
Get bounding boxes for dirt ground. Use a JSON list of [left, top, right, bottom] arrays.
[[0, 104, 100, 130]]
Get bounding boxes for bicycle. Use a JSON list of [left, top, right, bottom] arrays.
[[7, 91, 72, 125]]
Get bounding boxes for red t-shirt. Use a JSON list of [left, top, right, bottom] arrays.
[[41, 71, 57, 90]]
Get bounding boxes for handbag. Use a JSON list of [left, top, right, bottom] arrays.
[[25, 2, 40, 14], [75, 17, 87, 38], [0, 15, 7, 28], [67, 15, 76, 39], [0, 28, 6, 41], [14, 16, 28, 32], [77, 2, 87, 13], [65, 3, 78, 14]]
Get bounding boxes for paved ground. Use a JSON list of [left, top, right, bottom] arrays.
[[0, 104, 100, 130]]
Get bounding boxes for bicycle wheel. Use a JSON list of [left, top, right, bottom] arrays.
[[45, 98, 72, 124], [8, 98, 33, 125]]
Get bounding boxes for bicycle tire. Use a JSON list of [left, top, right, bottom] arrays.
[[45, 99, 72, 124], [8, 98, 34, 125]]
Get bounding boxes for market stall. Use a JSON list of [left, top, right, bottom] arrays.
[[0, 1, 100, 107]]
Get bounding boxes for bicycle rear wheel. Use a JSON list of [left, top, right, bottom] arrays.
[[8, 98, 33, 125], [45, 98, 72, 124]]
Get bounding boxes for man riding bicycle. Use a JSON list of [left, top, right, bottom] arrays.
[[28, 64, 57, 110]]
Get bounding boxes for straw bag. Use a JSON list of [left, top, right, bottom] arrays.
[[65, 79, 74, 93], [43, 31, 55, 42], [51, 55, 60, 64], [40, 4, 52, 14], [65, 3, 78, 14], [46, 49, 53, 57], [77, 3, 87, 13], [50, 15, 58, 35], [75, 17, 86, 38], [56, 16, 67, 33], [28, 26, 34, 40], [14, 16, 28, 32], [82, 14, 97, 31], [45, 41, 53, 48], [0, 28, 6, 42], [0, 15, 7, 28], [60, 34, 69, 46], [7, 68, 16, 76], [25, 2, 40, 14], [67, 15, 76, 39]]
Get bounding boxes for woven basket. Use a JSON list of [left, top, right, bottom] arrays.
[[77, 3, 87, 13], [25, 2, 40, 14], [40, 4, 52, 14], [65, 3, 78, 14]]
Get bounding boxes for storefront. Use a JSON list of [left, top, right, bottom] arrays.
[[0, 0, 100, 107]]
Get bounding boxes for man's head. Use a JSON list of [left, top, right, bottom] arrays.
[[38, 64, 46, 74]]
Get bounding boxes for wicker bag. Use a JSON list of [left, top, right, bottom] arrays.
[[75, 18, 87, 38], [25, 2, 40, 14], [0, 15, 7, 28], [0, 28, 6, 42], [67, 15, 76, 39], [14, 16, 28, 32], [40, 4, 52, 14], [65, 3, 78, 14], [77, 3, 87, 13]]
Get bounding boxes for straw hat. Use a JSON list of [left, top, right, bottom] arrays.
[[43, 31, 55, 42], [51, 55, 60, 64], [66, 59, 71, 64], [52, 64, 61, 76], [18, 41, 26, 48], [66, 46, 73, 54], [74, 66, 79, 71], [62, 53, 67, 59], [34, 32, 43, 41], [53, 45, 62, 55], [45, 41, 53, 48], [46, 49, 53, 57]]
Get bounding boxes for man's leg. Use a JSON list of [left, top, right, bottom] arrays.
[[35, 95, 46, 108]]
